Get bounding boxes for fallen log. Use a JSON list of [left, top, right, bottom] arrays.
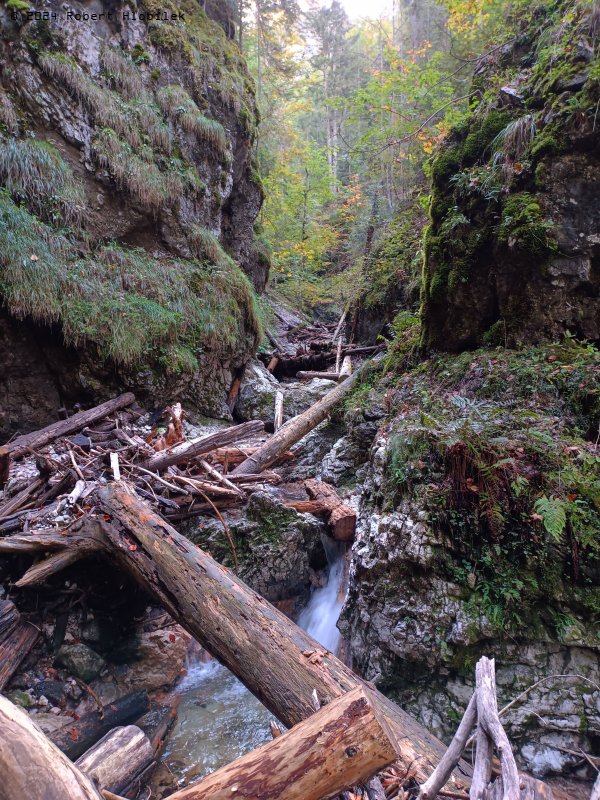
[[0, 620, 39, 690], [75, 725, 154, 795], [0, 598, 20, 644], [49, 690, 150, 760], [274, 390, 284, 432], [296, 371, 340, 381], [209, 447, 294, 468], [305, 478, 356, 541], [168, 686, 399, 800], [232, 368, 363, 477], [142, 421, 265, 473], [16, 483, 470, 790], [0, 694, 104, 800], [4, 393, 136, 459], [340, 354, 353, 378], [0, 477, 45, 518]]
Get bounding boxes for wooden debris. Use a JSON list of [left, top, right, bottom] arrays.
[[0, 693, 104, 800], [0, 446, 9, 489], [274, 390, 284, 432], [0, 599, 19, 645], [340, 354, 353, 378], [166, 687, 399, 800], [0, 620, 39, 690], [5, 393, 136, 459], [232, 366, 364, 476], [75, 725, 154, 795], [17, 483, 470, 789], [142, 421, 265, 473], [49, 690, 150, 760], [286, 479, 356, 541], [296, 371, 341, 381]]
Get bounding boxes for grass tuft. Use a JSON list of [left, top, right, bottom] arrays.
[[0, 137, 85, 226], [156, 84, 228, 153], [100, 46, 147, 100]]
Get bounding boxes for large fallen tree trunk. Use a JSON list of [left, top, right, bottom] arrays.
[[75, 725, 154, 795], [0, 694, 104, 800], [142, 420, 265, 473], [232, 368, 364, 477], [286, 479, 356, 541], [4, 393, 136, 459], [12, 483, 470, 790], [49, 690, 149, 759], [168, 686, 398, 800]]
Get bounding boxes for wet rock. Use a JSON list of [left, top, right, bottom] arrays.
[[34, 681, 66, 707], [111, 628, 189, 693], [55, 644, 105, 682], [184, 491, 327, 611]]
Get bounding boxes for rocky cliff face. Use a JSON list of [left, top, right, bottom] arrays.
[[421, 0, 600, 351], [338, 342, 600, 779], [0, 0, 266, 435]]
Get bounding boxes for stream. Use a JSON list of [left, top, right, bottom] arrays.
[[159, 550, 347, 788]]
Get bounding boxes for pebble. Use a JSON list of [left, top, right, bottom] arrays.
[[38, 695, 49, 707]]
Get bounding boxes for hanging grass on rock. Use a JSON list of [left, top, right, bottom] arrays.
[[0, 192, 261, 370]]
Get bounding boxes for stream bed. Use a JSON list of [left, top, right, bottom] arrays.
[[159, 554, 346, 788]]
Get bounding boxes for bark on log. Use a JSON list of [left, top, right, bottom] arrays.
[[4, 393, 136, 459], [142, 421, 265, 473], [49, 690, 150, 759], [296, 371, 340, 381], [0, 446, 9, 489], [167, 687, 399, 800], [209, 447, 294, 467], [304, 479, 356, 541], [340, 355, 353, 377], [0, 598, 20, 644], [76, 725, 154, 794], [232, 370, 362, 476], [274, 390, 284, 432], [0, 620, 39, 690], [0, 694, 104, 800], [87, 484, 470, 789]]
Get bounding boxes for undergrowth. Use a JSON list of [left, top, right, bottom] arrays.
[[382, 339, 600, 634]]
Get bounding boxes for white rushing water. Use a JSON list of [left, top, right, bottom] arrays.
[[297, 556, 345, 654], [159, 552, 347, 787]]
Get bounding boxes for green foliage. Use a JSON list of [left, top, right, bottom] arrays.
[[381, 340, 600, 633], [0, 191, 260, 369], [6, 0, 29, 11], [0, 136, 84, 226], [498, 193, 557, 257]]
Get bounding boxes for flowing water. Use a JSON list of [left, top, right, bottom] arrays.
[[159, 550, 347, 788]]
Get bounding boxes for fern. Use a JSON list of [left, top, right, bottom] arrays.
[[534, 495, 567, 541]]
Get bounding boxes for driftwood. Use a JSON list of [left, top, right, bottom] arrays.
[[142, 421, 264, 473], [232, 368, 363, 476], [274, 390, 284, 432], [0, 619, 39, 690], [4, 393, 135, 459], [286, 479, 356, 541], [49, 690, 149, 759], [0, 694, 104, 800], [0, 598, 19, 644], [0, 477, 45, 517], [296, 371, 340, 381], [167, 687, 399, 800], [12, 483, 471, 790], [75, 725, 154, 795]]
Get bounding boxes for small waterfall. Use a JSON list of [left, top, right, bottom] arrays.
[[298, 541, 347, 654]]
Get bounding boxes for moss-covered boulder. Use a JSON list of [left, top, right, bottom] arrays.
[[421, 0, 600, 351]]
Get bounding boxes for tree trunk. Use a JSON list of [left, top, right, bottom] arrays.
[[75, 725, 154, 795], [232, 369, 363, 476], [142, 421, 264, 473], [87, 484, 470, 789], [167, 687, 399, 800], [49, 690, 149, 760], [304, 479, 355, 541], [0, 694, 104, 800], [0, 598, 19, 644], [5, 393, 135, 459]]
